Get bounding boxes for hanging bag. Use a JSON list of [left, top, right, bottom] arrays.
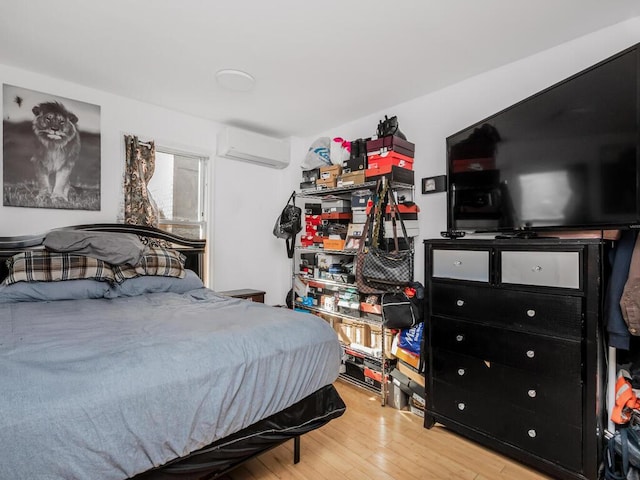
[[273, 191, 302, 258], [360, 181, 414, 291], [355, 181, 386, 294], [381, 282, 425, 330]]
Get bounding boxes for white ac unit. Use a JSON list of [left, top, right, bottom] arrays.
[[216, 127, 290, 169]]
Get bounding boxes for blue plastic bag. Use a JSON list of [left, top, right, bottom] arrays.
[[397, 322, 423, 357]]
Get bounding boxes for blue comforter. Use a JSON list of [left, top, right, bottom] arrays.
[[0, 289, 341, 479]]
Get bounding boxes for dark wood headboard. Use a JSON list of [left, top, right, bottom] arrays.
[[0, 224, 207, 282]]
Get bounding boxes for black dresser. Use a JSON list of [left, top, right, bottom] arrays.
[[424, 238, 604, 480]]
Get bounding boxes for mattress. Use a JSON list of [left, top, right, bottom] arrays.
[[0, 289, 341, 479]]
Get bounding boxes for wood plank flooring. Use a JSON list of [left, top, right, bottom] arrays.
[[226, 381, 552, 480]]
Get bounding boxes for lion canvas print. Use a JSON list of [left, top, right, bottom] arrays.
[[3, 85, 100, 210]]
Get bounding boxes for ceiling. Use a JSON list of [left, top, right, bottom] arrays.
[[1, 0, 639, 138]]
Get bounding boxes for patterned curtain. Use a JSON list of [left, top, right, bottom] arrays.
[[123, 135, 159, 227]]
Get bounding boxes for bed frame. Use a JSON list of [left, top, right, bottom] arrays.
[[0, 223, 345, 480]]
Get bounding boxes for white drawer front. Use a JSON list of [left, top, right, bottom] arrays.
[[432, 249, 489, 282], [501, 251, 580, 289]]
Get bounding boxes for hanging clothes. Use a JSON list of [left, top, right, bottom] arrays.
[[606, 230, 638, 349]]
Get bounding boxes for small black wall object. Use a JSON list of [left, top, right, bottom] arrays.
[[422, 175, 447, 194]]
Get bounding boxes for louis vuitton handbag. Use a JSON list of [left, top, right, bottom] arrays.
[[356, 180, 414, 293]]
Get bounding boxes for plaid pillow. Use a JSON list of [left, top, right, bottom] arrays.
[[3, 251, 115, 286], [111, 247, 186, 284]]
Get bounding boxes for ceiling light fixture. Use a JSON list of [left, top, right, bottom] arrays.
[[215, 69, 255, 92]]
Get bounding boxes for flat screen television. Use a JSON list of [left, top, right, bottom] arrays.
[[446, 43, 639, 236]]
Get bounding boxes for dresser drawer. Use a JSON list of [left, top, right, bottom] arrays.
[[501, 250, 580, 289], [432, 380, 582, 472], [433, 348, 582, 426], [432, 249, 490, 282], [431, 283, 583, 339], [431, 317, 582, 378]]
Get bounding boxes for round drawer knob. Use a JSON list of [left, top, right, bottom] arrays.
[[456, 299, 465, 307], [526, 350, 535, 358], [532, 265, 542, 272], [456, 334, 464, 342], [454, 260, 462, 266], [526, 309, 536, 318], [528, 429, 537, 438], [457, 402, 466, 411], [457, 368, 466, 376], [528, 389, 537, 398]]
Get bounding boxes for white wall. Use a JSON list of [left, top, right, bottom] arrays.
[[291, 17, 640, 286], [3, 17, 639, 303], [0, 64, 289, 300]]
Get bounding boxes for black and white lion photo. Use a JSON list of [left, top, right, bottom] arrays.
[[2, 84, 101, 210]]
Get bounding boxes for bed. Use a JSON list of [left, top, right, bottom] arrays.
[[0, 224, 345, 480]]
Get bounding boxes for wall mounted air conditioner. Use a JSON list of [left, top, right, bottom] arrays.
[[216, 127, 290, 169]]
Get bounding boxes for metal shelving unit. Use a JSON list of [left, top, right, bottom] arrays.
[[294, 180, 416, 406]]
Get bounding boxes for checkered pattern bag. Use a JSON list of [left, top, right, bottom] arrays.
[[357, 180, 413, 292], [361, 247, 413, 289]]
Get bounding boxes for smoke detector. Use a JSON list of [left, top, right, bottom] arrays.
[[215, 69, 255, 92]]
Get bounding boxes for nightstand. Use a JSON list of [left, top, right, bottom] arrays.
[[219, 289, 265, 303]]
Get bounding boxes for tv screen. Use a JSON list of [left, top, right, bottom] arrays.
[[447, 44, 639, 235]]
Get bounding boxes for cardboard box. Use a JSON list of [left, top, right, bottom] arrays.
[[321, 294, 337, 312], [409, 392, 425, 418], [321, 271, 355, 284], [351, 191, 372, 208], [360, 301, 382, 314], [366, 135, 416, 158], [320, 164, 342, 179], [387, 379, 409, 410], [370, 324, 393, 356], [338, 170, 366, 186], [364, 366, 383, 383], [302, 167, 320, 182], [340, 320, 371, 347], [300, 236, 314, 247], [343, 154, 367, 172], [316, 177, 337, 189], [305, 214, 322, 225], [321, 199, 351, 212], [397, 359, 425, 388], [316, 253, 343, 270], [365, 165, 415, 185], [384, 203, 419, 221], [322, 238, 345, 251], [305, 203, 322, 215], [321, 212, 352, 221], [333, 320, 352, 345], [351, 207, 367, 224], [367, 152, 414, 170]]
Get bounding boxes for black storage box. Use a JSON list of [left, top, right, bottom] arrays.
[[343, 154, 367, 172], [302, 168, 320, 182]]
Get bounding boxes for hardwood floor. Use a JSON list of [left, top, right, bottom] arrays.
[[226, 380, 552, 480]]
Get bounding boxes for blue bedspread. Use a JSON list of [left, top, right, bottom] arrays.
[[0, 289, 341, 479]]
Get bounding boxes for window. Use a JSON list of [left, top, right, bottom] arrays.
[[147, 148, 208, 240]]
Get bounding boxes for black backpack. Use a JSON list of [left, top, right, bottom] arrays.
[[273, 191, 302, 258]]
